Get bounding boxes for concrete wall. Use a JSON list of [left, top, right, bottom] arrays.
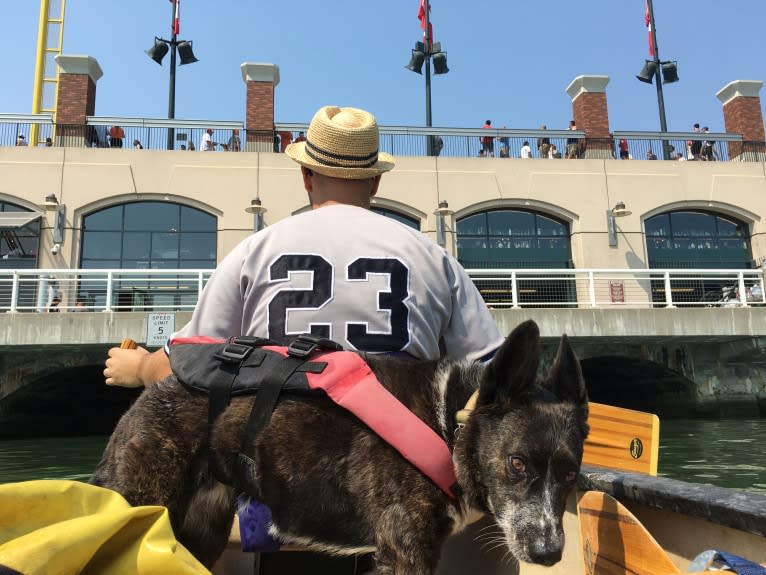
[[1, 309, 765, 416], [1, 147, 766, 268]]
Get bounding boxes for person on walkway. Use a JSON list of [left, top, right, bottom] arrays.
[[537, 125, 551, 159], [481, 120, 494, 157], [566, 120, 579, 159], [228, 129, 241, 152], [201, 129, 217, 152], [109, 126, 125, 148]]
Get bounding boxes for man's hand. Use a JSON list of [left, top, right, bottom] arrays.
[[104, 346, 150, 388], [104, 347, 174, 388]]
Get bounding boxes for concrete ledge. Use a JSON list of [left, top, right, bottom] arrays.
[[1, 308, 766, 347]]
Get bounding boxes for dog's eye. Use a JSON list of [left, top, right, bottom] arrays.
[[564, 470, 578, 483], [509, 456, 526, 474]]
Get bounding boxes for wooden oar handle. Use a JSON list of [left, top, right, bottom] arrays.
[[120, 338, 138, 350]]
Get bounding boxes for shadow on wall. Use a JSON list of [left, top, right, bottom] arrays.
[[0, 365, 141, 439]]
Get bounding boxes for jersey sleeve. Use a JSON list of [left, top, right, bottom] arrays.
[[174, 240, 249, 340], [440, 256, 503, 362]]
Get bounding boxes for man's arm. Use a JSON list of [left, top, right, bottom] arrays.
[[104, 347, 171, 388]]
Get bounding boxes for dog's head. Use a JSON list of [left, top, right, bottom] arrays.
[[455, 320, 588, 566]]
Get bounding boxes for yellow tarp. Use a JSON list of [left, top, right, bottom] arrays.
[[0, 480, 210, 575]]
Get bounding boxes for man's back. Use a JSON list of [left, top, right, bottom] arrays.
[[179, 205, 501, 362]]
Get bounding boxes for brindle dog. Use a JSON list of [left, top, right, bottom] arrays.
[[91, 320, 589, 573]]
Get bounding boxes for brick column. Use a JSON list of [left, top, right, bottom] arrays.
[[241, 63, 280, 152], [54, 55, 103, 148], [565, 75, 612, 159], [716, 80, 766, 162]]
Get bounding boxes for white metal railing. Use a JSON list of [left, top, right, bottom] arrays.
[[0, 268, 764, 313], [466, 268, 765, 309], [0, 269, 212, 313]]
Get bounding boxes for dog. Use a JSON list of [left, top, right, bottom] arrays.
[[91, 320, 589, 573]]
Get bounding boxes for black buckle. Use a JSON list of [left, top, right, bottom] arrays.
[[229, 336, 276, 348], [286, 334, 343, 358], [214, 342, 254, 363]]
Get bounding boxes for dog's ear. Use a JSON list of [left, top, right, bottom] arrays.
[[544, 334, 588, 405], [478, 320, 540, 406]]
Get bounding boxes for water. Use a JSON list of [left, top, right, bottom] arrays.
[[658, 418, 766, 495], [1, 419, 765, 495]]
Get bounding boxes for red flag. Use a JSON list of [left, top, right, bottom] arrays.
[[417, 0, 433, 46], [644, 1, 654, 57], [170, 0, 180, 35]]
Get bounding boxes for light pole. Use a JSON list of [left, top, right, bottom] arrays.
[[406, 0, 449, 155], [146, 0, 198, 150], [636, 0, 678, 160]]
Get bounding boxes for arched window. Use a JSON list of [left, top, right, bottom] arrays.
[[81, 201, 217, 310], [645, 210, 753, 305], [0, 201, 41, 270], [370, 207, 420, 230], [645, 211, 752, 269], [82, 201, 216, 269], [456, 210, 571, 268], [456, 209, 573, 306]]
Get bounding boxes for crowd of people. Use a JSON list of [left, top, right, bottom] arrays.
[[13, 120, 721, 162]]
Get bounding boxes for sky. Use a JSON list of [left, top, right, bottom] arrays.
[[2, 1, 765, 134]]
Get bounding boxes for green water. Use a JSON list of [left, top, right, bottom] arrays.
[[1, 419, 765, 495]]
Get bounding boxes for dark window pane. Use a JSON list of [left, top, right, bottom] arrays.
[[181, 206, 216, 232], [84, 206, 122, 231], [123, 232, 151, 260], [370, 207, 420, 230], [536, 214, 567, 236], [458, 213, 487, 235], [645, 214, 670, 237], [152, 232, 179, 259], [82, 231, 122, 259], [180, 232, 217, 260], [671, 212, 716, 237], [125, 203, 179, 232]]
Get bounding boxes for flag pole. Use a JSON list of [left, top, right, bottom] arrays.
[[646, 0, 670, 158], [424, 0, 432, 130], [166, 0, 179, 150]]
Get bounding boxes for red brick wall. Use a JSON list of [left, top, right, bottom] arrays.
[[56, 74, 96, 124], [722, 96, 766, 143], [246, 82, 275, 133], [573, 92, 610, 139]]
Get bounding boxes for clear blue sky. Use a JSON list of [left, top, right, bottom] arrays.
[[2, 1, 764, 133]]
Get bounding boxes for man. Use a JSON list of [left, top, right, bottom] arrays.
[[480, 119, 494, 157], [227, 129, 241, 152], [16, 134, 27, 146], [201, 128, 217, 151], [105, 105, 500, 386], [104, 105, 502, 573]]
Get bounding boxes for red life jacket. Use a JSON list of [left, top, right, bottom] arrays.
[[169, 335, 458, 498]]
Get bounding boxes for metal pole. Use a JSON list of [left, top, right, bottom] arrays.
[[166, 2, 177, 150], [424, 0, 433, 155], [647, 0, 670, 159]]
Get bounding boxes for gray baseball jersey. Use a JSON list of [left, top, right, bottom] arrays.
[[176, 204, 502, 362]]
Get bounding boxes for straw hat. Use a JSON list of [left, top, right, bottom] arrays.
[[285, 106, 395, 179]]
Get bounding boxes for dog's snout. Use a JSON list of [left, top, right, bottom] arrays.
[[528, 547, 563, 566]]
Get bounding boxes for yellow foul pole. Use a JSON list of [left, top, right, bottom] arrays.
[[31, 0, 66, 146]]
